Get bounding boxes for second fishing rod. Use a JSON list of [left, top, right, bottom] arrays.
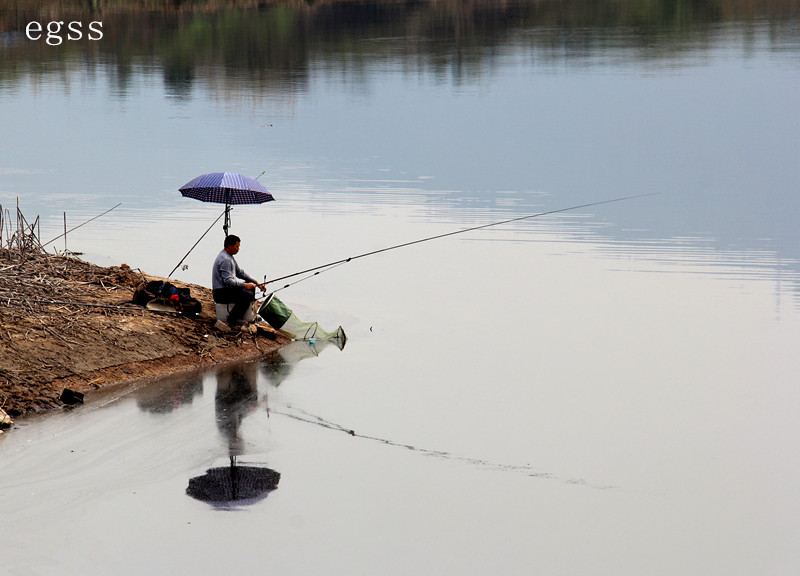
[[262, 192, 657, 293]]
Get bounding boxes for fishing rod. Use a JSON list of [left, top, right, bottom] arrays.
[[168, 208, 226, 278], [264, 192, 657, 290], [41, 203, 122, 248]]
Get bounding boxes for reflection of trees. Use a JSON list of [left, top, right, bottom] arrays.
[[1, 0, 796, 98]]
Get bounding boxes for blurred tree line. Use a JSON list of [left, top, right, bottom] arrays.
[[1, 0, 797, 96]]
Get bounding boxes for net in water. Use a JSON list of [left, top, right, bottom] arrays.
[[258, 293, 346, 347]]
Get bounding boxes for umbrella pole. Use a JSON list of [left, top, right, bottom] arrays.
[[223, 203, 231, 236], [230, 455, 238, 500], [223, 189, 232, 236]]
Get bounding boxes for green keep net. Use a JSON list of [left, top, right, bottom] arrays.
[[258, 293, 346, 348]]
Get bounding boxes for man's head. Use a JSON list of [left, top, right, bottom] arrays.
[[224, 234, 241, 255]]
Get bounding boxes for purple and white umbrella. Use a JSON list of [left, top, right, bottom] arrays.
[[179, 172, 274, 235]]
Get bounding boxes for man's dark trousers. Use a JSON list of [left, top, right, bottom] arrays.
[[213, 286, 255, 324]]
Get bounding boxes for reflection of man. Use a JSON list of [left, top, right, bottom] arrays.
[[212, 234, 265, 327], [215, 363, 260, 456]]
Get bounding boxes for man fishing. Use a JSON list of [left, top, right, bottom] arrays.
[[212, 234, 265, 328]]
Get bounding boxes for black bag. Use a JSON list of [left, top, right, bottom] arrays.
[[133, 280, 202, 317]]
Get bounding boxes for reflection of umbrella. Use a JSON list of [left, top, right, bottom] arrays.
[[187, 456, 280, 505], [179, 172, 275, 235]]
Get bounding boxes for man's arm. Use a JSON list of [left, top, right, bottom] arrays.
[[237, 266, 258, 285], [234, 261, 265, 291]]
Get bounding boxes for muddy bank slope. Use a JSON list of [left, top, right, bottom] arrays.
[[0, 248, 290, 421]]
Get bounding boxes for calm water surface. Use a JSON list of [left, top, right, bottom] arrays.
[[1, 2, 799, 574]]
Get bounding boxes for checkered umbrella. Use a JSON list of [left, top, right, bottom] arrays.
[[179, 172, 274, 235]]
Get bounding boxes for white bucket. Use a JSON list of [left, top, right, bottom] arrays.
[[215, 301, 256, 324]]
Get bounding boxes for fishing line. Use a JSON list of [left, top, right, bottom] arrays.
[[265, 192, 657, 290], [272, 405, 615, 488], [255, 160, 282, 181]]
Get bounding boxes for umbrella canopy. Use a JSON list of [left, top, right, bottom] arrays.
[[179, 171, 274, 235]]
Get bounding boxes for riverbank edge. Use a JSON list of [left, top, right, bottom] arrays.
[[0, 250, 293, 430], [0, 313, 292, 432], [0, 337, 289, 432]]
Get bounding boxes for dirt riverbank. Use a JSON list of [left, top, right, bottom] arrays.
[[0, 248, 290, 427]]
